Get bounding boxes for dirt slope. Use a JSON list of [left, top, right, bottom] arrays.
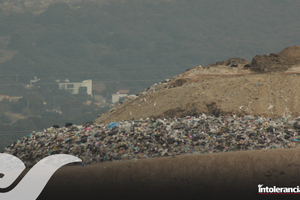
[[95, 46, 300, 125], [33, 147, 300, 199]]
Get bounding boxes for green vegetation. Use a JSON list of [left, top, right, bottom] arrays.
[[0, 113, 12, 123]]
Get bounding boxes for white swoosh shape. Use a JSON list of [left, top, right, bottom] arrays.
[[0, 153, 26, 188], [0, 153, 82, 200]]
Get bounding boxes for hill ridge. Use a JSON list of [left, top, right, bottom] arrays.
[[95, 45, 300, 125]]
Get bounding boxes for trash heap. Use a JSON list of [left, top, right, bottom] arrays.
[[138, 79, 172, 95], [116, 79, 172, 106], [4, 114, 300, 168]]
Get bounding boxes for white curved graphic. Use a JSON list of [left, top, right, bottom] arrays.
[[0, 153, 26, 188], [0, 153, 82, 200]]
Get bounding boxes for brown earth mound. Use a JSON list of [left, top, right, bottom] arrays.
[[96, 71, 300, 124], [31, 148, 300, 199], [278, 45, 300, 58], [212, 57, 248, 67], [95, 46, 300, 125], [250, 45, 300, 73]]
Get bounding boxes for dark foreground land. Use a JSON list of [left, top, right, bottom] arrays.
[[14, 147, 300, 200]]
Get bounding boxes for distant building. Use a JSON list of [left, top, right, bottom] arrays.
[[115, 86, 130, 92], [84, 101, 92, 106], [94, 102, 110, 107], [30, 76, 40, 86], [0, 95, 7, 101], [58, 79, 92, 95], [0, 95, 22, 102], [26, 76, 40, 88], [46, 109, 62, 114], [111, 90, 129, 103]]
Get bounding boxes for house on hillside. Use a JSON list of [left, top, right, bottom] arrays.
[[111, 90, 129, 103], [0, 95, 7, 101], [26, 76, 41, 88], [0, 95, 22, 102], [30, 76, 40, 87], [58, 79, 92, 96]]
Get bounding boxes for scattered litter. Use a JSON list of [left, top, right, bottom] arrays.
[[4, 115, 300, 168]]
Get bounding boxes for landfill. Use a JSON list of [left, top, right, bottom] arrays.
[[3, 114, 300, 168]]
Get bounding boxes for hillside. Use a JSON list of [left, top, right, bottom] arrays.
[[1, 0, 300, 152], [95, 46, 300, 124], [1, 0, 300, 89]]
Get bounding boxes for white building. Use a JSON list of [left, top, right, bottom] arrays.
[[30, 76, 40, 87], [111, 90, 129, 103], [58, 79, 92, 95]]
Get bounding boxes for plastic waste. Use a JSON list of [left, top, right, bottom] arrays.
[[3, 114, 300, 169], [108, 122, 119, 129]]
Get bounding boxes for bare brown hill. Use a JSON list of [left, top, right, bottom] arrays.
[[95, 46, 300, 125], [250, 45, 300, 73]]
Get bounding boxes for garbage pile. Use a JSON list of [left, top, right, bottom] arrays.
[[125, 95, 138, 101], [4, 114, 300, 168], [138, 79, 172, 95]]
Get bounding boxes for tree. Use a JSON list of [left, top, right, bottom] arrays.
[[0, 113, 12, 124], [22, 108, 31, 116], [7, 32, 32, 50], [11, 93, 45, 114], [0, 99, 11, 112]]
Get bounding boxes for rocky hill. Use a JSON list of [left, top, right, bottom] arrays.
[[95, 46, 300, 125]]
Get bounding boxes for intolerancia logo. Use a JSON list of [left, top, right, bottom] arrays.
[[258, 184, 300, 194], [0, 153, 82, 200]]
